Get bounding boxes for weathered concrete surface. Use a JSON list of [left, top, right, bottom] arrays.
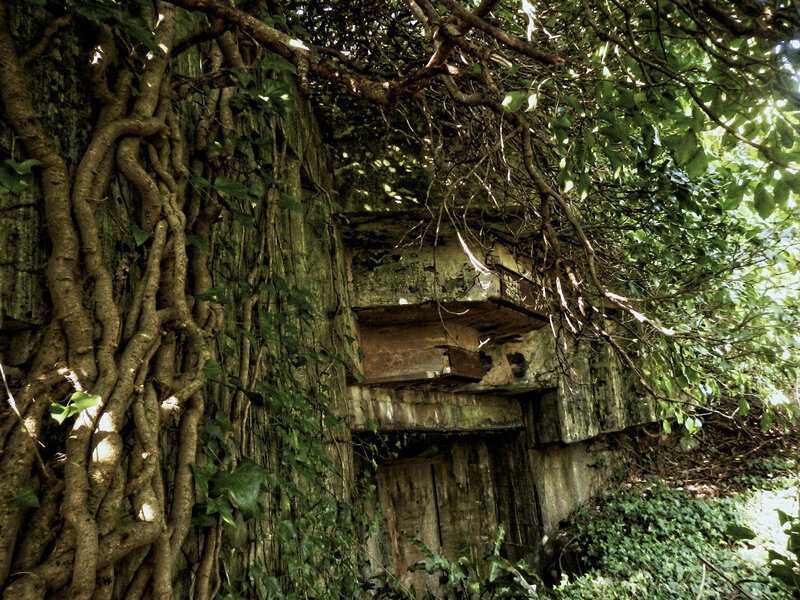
[[348, 240, 546, 338], [528, 439, 620, 537], [362, 432, 539, 593], [342, 212, 657, 587], [348, 386, 524, 432], [461, 327, 657, 443], [0, 187, 45, 372]]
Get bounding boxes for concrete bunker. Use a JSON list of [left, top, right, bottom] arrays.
[[341, 212, 657, 586]]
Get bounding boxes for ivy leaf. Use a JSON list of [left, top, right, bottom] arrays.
[[130, 224, 154, 247], [4, 158, 40, 174], [230, 67, 254, 88], [276, 519, 297, 542], [197, 285, 227, 304], [260, 79, 290, 101], [264, 577, 283, 599], [726, 524, 757, 541], [738, 397, 750, 416], [203, 359, 223, 378], [213, 460, 267, 520], [50, 402, 77, 425], [191, 463, 218, 497], [501, 90, 529, 112], [262, 58, 297, 74], [70, 391, 101, 411], [186, 234, 209, 254], [213, 175, 251, 199], [189, 175, 210, 189], [769, 563, 800, 588], [0, 165, 30, 195], [277, 193, 303, 213], [206, 496, 236, 527], [9, 487, 39, 510], [67, 0, 158, 52]]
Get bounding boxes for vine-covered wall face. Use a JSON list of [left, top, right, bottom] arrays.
[[0, 3, 364, 599]]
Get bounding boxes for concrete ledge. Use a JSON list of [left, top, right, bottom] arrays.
[[348, 386, 524, 432]]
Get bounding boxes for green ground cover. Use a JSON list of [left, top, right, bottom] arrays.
[[552, 473, 798, 600]]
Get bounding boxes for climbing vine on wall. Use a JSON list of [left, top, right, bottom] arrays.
[[0, 1, 371, 598]]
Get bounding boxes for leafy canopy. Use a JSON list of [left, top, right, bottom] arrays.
[[110, 0, 800, 414]]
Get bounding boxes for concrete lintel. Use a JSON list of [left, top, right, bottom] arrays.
[[348, 385, 524, 432]]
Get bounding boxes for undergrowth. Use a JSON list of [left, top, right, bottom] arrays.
[[390, 472, 799, 600], [551, 477, 794, 600]]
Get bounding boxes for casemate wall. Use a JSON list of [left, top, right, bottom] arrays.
[[340, 212, 656, 588]]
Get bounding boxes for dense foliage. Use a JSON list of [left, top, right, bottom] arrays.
[[0, 0, 799, 599], [551, 478, 795, 600]]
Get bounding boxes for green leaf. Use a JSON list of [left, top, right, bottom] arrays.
[[501, 90, 528, 113], [191, 463, 218, 497], [213, 175, 251, 199], [67, 1, 158, 52], [753, 183, 775, 219], [213, 460, 267, 519], [277, 193, 303, 213], [230, 67, 254, 88], [70, 391, 101, 411], [0, 166, 30, 195], [197, 285, 227, 304], [130, 224, 154, 247], [261, 58, 297, 74], [206, 496, 236, 526], [672, 131, 699, 166], [259, 79, 290, 101], [723, 182, 744, 210], [50, 401, 76, 425], [265, 576, 283, 599], [186, 234, 209, 253], [684, 416, 702, 435], [9, 487, 39, 509], [738, 397, 750, 417], [760, 409, 774, 431], [685, 148, 707, 178], [276, 519, 297, 542], [769, 563, 800, 588], [189, 175, 210, 189], [203, 359, 223, 378], [725, 524, 757, 541], [4, 158, 40, 174], [774, 178, 790, 208]]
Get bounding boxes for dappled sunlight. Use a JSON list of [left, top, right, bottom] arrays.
[[735, 482, 799, 566]]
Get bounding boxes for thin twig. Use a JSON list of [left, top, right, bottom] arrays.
[[696, 554, 758, 600], [0, 361, 50, 479]]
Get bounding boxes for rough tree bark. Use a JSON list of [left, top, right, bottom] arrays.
[[0, 2, 354, 598]]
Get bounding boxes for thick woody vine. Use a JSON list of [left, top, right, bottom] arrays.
[[0, 2, 358, 598]]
